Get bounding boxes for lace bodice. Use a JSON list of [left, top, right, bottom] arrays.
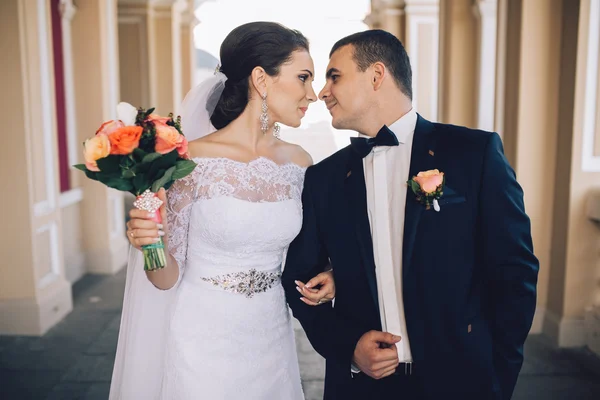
[[112, 157, 308, 399], [165, 156, 307, 286]]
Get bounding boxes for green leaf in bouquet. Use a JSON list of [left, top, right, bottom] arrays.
[[133, 174, 151, 195], [132, 148, 148, 162], [147, 150, 178, 181], [134, 162, 152, 174], [84, 169, 99, 181], [112, 179, 134, 192], [172, 160, 198, 180], [122, 169, 136, 179], [153, 168, 166, 184], [162, 180, 175, 191], [144, 107, 155, 117], [73, 164, 88, 171], [97, 172, 134, 192], [151, 165, 176, 193], [142, 152, 162, 164], [96, 171, 120, 181], [121, 156, 136, 169], [96, 155, 122, 173]]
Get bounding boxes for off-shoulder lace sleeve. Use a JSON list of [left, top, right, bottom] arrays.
[[165, 167, 200, 287]]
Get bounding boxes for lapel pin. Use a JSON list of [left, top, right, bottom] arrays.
[[346, 171, 352, 178], [428, 150, 434, 156]]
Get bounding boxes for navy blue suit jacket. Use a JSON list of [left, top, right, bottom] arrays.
[[282, 115, 539, 400]]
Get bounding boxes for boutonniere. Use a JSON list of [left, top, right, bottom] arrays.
[[407, 169, 445, 212]]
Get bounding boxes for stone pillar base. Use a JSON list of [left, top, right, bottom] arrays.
[[0, 279, 72, 336], [585, 306, 600, 356]]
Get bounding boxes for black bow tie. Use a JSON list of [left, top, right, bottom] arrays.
[[350, 125, 400, 158]]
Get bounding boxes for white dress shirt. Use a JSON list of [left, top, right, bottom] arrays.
[[362, 108, 417, 364]]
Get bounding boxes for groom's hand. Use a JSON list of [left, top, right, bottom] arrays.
[[352, 331, 401, 379]]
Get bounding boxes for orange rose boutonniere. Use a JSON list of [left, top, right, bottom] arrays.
[[407, 169, 445, 212]]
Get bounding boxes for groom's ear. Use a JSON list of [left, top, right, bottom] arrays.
[[372, 62, 386, 91]]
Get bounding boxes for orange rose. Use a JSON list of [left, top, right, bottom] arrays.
[[83, 134, 111, 171], [413, 169, 444, 193], [108, 126, 143, 155], [96, 120, 125, 136], [155, 125, 187, 156]]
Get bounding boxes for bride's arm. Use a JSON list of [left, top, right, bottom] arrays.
[[126, 171, 198, 290]]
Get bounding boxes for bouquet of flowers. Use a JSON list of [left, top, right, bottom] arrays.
[[74, 102, 196, 271]]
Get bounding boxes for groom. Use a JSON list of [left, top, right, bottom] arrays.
[[282, 30, 539, 400]]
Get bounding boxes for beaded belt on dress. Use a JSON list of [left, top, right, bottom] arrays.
[[200, 268, 281, 298]]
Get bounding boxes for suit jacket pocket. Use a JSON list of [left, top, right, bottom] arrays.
[[439, 195, 466, 206]]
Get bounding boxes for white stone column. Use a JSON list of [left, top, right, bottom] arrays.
[[180, 7, 198, 93], [146, 0, 189, 115], [364, 0, 384, 28], [117, 1, 151, 108], [404, 0, 440, 121], [71, 0, 128, 275], [381, 0, 406, 41], [57, 0, 89, 283], [473, 0, 498, 131], [578, 0, 600, 356], [494, 0, 508, 136], [580, 0, 600, 172], [118, 0, 189, 112], [0, 0, 73, 335], [58, 0, 80, 197]]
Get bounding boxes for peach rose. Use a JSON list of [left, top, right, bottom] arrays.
[[108, 126, 143, 155], [177, 136, 189, 157], [413, 169, 444, 193], [83, 134, 111, 171], [147, 113, 171, 127], [155, 125, 187, 156], [95, 120, 125, 136]]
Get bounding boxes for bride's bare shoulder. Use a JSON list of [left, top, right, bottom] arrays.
[[277, 141, 313, 168], [187, 131, 229, 159]]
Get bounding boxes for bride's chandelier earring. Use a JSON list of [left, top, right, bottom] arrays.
[[259, 92, 281, 139], [260, 92, 269, 135]]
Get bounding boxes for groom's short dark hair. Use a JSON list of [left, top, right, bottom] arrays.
[[330, 30, 412, 100]]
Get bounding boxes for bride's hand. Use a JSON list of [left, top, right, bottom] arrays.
[[295, 270, 335, 306], [126, 188, 168, 251]]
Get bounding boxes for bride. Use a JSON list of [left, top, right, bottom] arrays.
[[109, 22, 335, 399]]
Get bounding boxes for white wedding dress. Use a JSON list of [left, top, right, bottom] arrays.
[[109, 156, 306, 400]]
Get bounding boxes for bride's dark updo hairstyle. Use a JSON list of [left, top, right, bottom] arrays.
[[210, 22, 309, 130]]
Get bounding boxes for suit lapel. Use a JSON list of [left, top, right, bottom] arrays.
[[344, 152, 379, 311], [403, 115, 437, 281]]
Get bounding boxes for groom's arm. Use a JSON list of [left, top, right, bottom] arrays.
[[282, 166, 368, 367], [479, 133, 539, 400]]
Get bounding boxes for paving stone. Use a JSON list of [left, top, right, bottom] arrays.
[[513, 375, 600, 400], [84, 316, 120, 356], [60, 354, 115, 383], [45, 382, 91, 400], [0, 369, 63, 400], [83, 383, 111, 400]]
